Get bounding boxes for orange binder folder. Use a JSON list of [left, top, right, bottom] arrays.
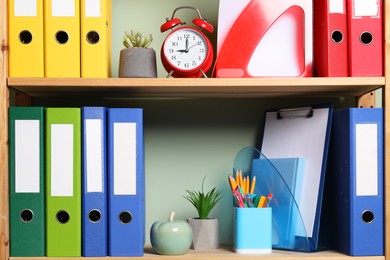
[[215, 0, 312, 77], [314, 0, 348, 77], [80, 0, 112, 78], [44, 0, 80, 77], [8, 0, 44, 77], [347, 0, 383, 76]]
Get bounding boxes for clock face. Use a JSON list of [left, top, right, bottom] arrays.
[[163, 28, 209, 71]]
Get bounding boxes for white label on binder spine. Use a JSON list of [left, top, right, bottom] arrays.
[[52, 0, 75, 17], [354, 0, 379, 17], [86, 119, 103, 192], [15, 120, 40, 193], [356, 123, 378, 196], [15, 0, 37, 16], [51, 124, 74, 196], [114, 122, 136, 195], [86, 0, 100, 17], [329, 0, 344, 14]]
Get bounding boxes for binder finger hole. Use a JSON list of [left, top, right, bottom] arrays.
[[119, 211, 132, 224], [362, 210, 374, 223], [331, 30, 343, 43], [55, 30, 69, 44], [56, 210, 70, 224], [19, 30, 33, 44], [20, 209, 34, 223], [360, 31, 373, 45], [86, 31, 100, 44], [88, 209, 101, 223]]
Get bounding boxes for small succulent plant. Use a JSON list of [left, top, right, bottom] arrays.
[[183, 176, 223, 219], [123, 30, 153, 48]]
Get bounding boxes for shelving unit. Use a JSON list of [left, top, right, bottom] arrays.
[[1, 0, 389, 259]]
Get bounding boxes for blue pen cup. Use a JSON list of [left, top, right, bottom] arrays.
[[234, 207, 272, 254]]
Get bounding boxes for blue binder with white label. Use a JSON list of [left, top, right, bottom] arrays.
[[82, 107, 107, 256], [329, 108, 383, 256], [107, 108, 145, 256]]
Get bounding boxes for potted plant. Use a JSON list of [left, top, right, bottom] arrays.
[[184, 176, 223, 250], [118, 30, 157, 78]]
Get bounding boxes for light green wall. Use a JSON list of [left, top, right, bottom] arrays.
[[112, 0, 219, 77]]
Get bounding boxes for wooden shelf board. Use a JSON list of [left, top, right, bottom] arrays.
[[7, 77, 384, 98], [9, 246, 386, 260]]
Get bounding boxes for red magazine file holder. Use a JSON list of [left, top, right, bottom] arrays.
[[214, 0, 312, 78]]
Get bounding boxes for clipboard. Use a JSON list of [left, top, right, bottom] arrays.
[[259, 105, 333, 252]]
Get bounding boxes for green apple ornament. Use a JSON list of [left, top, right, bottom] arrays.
[[150, 211, 192, 255]]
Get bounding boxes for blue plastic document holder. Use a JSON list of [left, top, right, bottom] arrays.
[[233, 147, 310, 252], [234, 207, 272, 254]]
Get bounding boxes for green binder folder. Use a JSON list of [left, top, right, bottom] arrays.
[[46, 108, 81, 256], [9, 106, 45, 256]]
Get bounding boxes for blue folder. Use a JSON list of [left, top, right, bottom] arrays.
[[107, 108, 145, 256], [82, 107, 108, 256], [252, 158, 305, 249], [329, 108, 383, 256]]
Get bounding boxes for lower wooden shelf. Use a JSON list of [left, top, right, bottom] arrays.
[[9, 246, 386, 260]]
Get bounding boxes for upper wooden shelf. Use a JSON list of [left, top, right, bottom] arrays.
[[7, 77, 384, 98]]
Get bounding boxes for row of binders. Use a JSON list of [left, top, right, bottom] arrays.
[[9, 106, 144, 257], [8, 0, 111, 78], [313, 0, 383, 77]]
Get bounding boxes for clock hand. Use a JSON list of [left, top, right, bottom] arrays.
[[177, 39, 190, 53], [187, 42, 199, 50]]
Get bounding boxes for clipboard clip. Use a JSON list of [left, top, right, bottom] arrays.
[[277, 107, 313, 119]]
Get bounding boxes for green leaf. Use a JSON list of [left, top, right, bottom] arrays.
[[183, 176, 223, 219]]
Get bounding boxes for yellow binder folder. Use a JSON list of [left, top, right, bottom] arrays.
[[80, 0, 112, 78], [44, 0, 80, 77], [8, 0, 44, 77]]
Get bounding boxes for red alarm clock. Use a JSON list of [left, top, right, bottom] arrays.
[[160, 6, 214, 78]]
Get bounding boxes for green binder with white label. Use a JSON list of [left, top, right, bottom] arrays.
[[46, 107, 81, 256], [9, 106, 45, 256]]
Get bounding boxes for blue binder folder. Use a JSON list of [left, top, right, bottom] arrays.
[[82, 107, 108, 256], [107, 108, 145, 256], [329, 108, 383, 256]]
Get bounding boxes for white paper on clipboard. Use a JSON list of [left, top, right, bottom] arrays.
[[260, 106, 331, 238]]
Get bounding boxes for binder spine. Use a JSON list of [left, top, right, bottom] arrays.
[[9, 107, 45, 256], [82, 107, 108, 256], [107, 108, 145, 256]]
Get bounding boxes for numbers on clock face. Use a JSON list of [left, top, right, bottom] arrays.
[[164, 28, 208, 71]]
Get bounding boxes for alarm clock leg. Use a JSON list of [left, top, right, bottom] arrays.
[[200, 69, 208, 78], [166, 70, 174, 78]]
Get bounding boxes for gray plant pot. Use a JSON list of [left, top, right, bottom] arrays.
[[188, 218, 219, 250], [118, 48, 157, 78]]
